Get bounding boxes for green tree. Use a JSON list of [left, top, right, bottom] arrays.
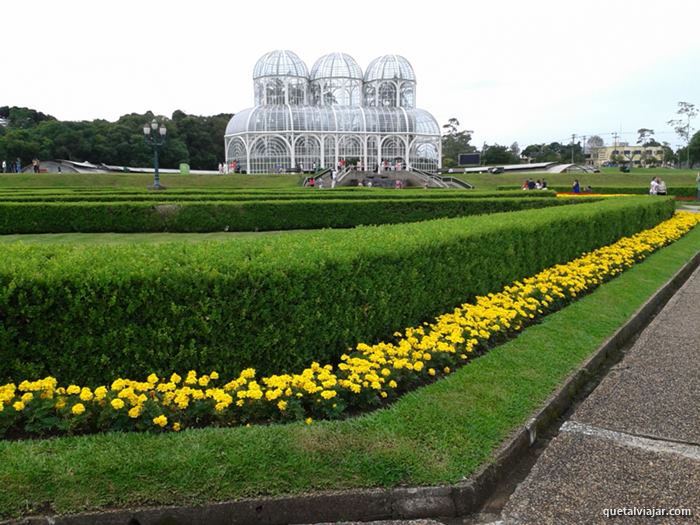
[[440, 118, 476, 168], [0, 106, 233, 170], [481, 144, 519, 165], [687, 131, 700, 168], [667, 101, 697, 167]]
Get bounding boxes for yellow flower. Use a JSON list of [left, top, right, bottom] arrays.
[[128, 406, 142, 418], [305, 417, 313, 425], [173, 422, 181, 432], [94, 386, 108, 400], [13, 401, 25, 411], [147, 373, 159, 384], [210, 371, 219, 380], [21, 392, 33, 403], [111, 398, 125, 410], [320, 390, 337, 400], [71, 403, 86, 415], [277, 400, 288, 411], [79, 387, 93, 401], [152, 415, 168, 427], [66, 384, 81, 395]]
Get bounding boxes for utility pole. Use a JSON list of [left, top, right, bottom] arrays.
[[571, 134, 577, 163], [581, 135, 587, 165]]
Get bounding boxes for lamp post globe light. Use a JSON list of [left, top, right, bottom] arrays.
[[143, 119, 167, 190]]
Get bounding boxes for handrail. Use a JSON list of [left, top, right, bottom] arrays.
[[335, 166, 352, 184], [439, 176, 474, 189], [411, 168, 449, 188], [412, 168, 474, 189], [302, 168, 331, 187]]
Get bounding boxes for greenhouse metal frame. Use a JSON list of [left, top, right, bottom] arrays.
[[225, 51, 441, 174]]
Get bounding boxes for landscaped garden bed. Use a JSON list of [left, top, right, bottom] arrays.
[[0, 201, 698, 519]]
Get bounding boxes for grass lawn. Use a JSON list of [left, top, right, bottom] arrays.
[[0, 173, 301, 189], [1, 222, 698, 519], [454, 167, 698, 191]]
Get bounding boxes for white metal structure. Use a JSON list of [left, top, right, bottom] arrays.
[[225, 50, 441, 174]]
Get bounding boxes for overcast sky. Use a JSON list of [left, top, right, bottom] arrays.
[[4, 0, 700, 149]]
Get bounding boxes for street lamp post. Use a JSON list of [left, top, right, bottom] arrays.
[[143, 119, 167, 190]]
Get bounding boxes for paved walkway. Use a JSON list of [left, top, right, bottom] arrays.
[[311, 261, 700, 525], [501, 264, 700, 524]]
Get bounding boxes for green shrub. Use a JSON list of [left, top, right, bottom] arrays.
[[0, 197, 674, 385], [0, 196, 572, 234], [0, 189, 555, 202]]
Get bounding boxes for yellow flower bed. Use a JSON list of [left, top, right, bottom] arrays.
[[1, 212, 699, 437]]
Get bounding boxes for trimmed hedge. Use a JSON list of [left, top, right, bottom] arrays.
[[497, 185, 697, 196], [0, 196, 574, 234], [0, 190, 556, 202], [0, 197, 674, 385]]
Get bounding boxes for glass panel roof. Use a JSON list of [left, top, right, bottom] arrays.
[[253, 50, 309, 79], [364, 55, 416, 82], [310, 52, 363, 80]]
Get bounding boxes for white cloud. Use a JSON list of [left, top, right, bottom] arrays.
[[5, 0, 700, 148]]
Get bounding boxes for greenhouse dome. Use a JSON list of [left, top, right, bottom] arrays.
[[310, 52, 363, 107], [225, 50, 440, 174]]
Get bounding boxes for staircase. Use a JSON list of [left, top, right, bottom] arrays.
[[304, 168, 474, 189]]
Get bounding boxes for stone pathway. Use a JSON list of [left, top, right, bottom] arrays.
[[500, 264, 700, 524]]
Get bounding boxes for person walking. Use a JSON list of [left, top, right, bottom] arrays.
[[1, 160, 5, 173], [331, 169, 337, 189], [15, 158, 21, 173]]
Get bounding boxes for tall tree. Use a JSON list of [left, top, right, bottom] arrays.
[[667, 101, 697, 166], [441, 118, 475, 168], [636, 128, 655, 145], [586, 135, 605, 150]]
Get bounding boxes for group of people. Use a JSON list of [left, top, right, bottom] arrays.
[[218, 160, 239, 174], [307, 170, 338, 189], [1, 158, 24, 173], [571, 180, 594, 193], [649, 177, 667, 196], [521, 178, 548, 190]]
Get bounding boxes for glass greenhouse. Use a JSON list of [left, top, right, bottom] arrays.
[[225, 50, 441, 174]]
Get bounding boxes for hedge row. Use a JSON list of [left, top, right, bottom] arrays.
[[0, 196, 574, 234], [0, 197, 674, 385], [497, 185, 697, 196], [0, 190, 556, 202]]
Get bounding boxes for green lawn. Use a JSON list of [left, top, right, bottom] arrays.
[[0, 173, 301, 189], [454, 167, 698, 191], [1, 168, 696, 192], [1, 222, 698, 519]]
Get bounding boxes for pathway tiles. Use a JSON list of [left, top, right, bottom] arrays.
[[501, 265, 700, 524]]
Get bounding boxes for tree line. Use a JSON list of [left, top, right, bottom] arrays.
[[0, 106, 232, 170], [442, 102, 700, 169]]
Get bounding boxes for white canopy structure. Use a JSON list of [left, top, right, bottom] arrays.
[[225, 50, 441, 174]]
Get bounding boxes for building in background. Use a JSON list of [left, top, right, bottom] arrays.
[[225, 50, 441, 174], [589, 144, 666, 168]]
